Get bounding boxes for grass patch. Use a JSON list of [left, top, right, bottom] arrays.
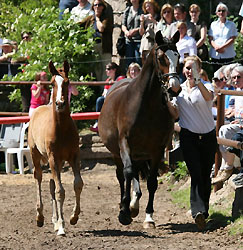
[[171, 186, 190, 210]]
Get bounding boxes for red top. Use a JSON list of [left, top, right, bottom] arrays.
[[30, 84, 50, 109]]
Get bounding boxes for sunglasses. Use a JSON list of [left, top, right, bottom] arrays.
[[219, 77, 227, 81], [190, 11, 198, 13], [218, 9, 226, 13], [106, 67, 113, 70], [94, 3, 104, 7], [23, 36, 29, 39], [163, 10, 171, 14], [232, 75, 241, 80]]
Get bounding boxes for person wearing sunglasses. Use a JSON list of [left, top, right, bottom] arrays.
[[157, 3, 175, 38], [208, 2, 238, 73], [212, 65, 243, 185], [90, 62, 125, 133]]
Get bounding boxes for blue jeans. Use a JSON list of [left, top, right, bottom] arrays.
[[96, 96, 104, 112], [125, 41, 141, 70], [59, 0, 78, 19]]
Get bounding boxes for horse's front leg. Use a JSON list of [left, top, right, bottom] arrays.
[[32, 149, 44, 227], [50, 157, 65, 236], [118, 137, 133, 225], [143, 158, 160, 229], [130, 175, 142, 218], [69, 155, 83, 226]]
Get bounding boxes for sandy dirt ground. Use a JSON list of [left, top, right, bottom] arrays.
[[0, 162, 242, 250]]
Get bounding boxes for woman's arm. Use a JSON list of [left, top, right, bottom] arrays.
[[32, 82, 42, 99], [196, 26, 207, 48]]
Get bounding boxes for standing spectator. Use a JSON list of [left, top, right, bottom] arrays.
[[122, 0, 143, 70], [189, 4, 208, 61], [29, 72, 50, 117], [157, 3, 174, 38], [59, 0, 78, 19], [208, 3, 238, 73], [90, 62, 125, 132], [126, 62, 141, 78], [0, 38, 3, 56], [82, 0, 113, 81], [167, 3, 196, 40], [239, 3, 243, 35], [139, 0, 160, 65], [171, 55, 216, 231], [70, 0, 94, 23], [212, 65, 243, 185], [176, 21, 197, 83]]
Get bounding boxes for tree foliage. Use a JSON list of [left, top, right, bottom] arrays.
[[0, 0, 97, 113]]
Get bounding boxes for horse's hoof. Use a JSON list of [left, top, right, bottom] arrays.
[[130, 208, 139, 218], [57, 228, 66, 236], [70, 215, 78, 225], [118, 210, 132, 225], [143, 221, 155, 229], [36, 215, 44, 227]]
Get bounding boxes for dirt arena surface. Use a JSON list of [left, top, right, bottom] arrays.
[[0, 162, 242, 250]]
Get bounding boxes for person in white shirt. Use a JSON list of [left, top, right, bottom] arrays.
[[70, 0, 94, 23], [208, 2, 238, 72], [176, 21, 197, 83], [239, 3, 243, 35]]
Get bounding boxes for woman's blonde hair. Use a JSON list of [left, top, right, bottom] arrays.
[[160, 4, 174, 20], [142, 0, 160, 14], [126, 62, 141, 78], [176, 21, 187, 29], [184, 55, 202, 71], [189, 4, 201, 13]]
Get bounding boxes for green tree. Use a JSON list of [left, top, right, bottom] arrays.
[[0, 0, 97, 113]]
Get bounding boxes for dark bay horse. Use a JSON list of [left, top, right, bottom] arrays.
[[28, 61, 83, 236], [98, 31, 180, 228]]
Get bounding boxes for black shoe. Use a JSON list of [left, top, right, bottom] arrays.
[[195, 212, 206, 231]]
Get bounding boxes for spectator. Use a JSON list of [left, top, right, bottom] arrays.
[[82, 0, 113, 81], [212, 65, 243, 185], [126, 62, 141, 78], [176, 21, 197, 83], [208, 2, 238, 73], [0, 38, 2, 56], [90, 62, 125, 132], [59, 0, 78, 19], [0, 39, 17, 79], [29, 72, 50, 117], [122, 0, 143, 70], [167, 3, 196, 40], [139, 0, 160, 65], [70, 0, 94, 23], [157, 3, 174, 38], [240, 2, 243, 35], [189, 4, 208, 61], [171, 55, 216, 231]]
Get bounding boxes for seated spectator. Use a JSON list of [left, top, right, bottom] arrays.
[[90, 62, 125, 132], [82, 0, 114, 81], [212, 65, 243, 184], [157, 3, 174, 38], [189, 4, 208, 61], [121, 0, 143, 70], [29, 72, 50, 117], [176, 21, 197, 83], [126, 62, 141, 78], [139, 0, 160, 64], [70, 0, 94, 23], [167, 3, 196, 39]]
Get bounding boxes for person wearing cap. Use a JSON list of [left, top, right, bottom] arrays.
[[212, 65, 243, 185], [0, 39, 17, 79]]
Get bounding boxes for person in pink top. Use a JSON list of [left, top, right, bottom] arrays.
[[29, 71, 50, 116]]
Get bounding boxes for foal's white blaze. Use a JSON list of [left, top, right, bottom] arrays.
[[55, 75, 64, 103], [165, 50, 180, 88]]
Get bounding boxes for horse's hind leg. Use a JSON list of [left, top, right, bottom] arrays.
[[32, 148, 44, 227], [130, 176, 142, 218], [69, 155, 83, 225], [50, 178, 58, 231], [118, 138, 133, 225]]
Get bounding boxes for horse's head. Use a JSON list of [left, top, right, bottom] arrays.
[[154, 31, 180, 94], [48, 60, 70, 111]]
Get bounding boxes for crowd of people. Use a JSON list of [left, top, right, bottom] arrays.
[[0, 0, 243, 232]]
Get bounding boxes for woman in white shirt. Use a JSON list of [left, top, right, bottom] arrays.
[[176, 21, 197, 83], [208, 2, 238, 72]]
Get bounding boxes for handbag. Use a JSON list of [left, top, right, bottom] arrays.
[[116, 31, 126, 57]]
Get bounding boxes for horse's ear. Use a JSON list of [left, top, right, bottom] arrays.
[[49, 61, 59, 76], [63, 60, 70, 76], [155, 31, 164, 46], [171, 31, 180, 44]]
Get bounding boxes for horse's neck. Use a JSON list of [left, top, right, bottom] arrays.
[[52, 105, 71, 126]]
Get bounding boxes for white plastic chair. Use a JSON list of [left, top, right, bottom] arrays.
[[6, 122, 33, 174], [0, 123, 22, 173]]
